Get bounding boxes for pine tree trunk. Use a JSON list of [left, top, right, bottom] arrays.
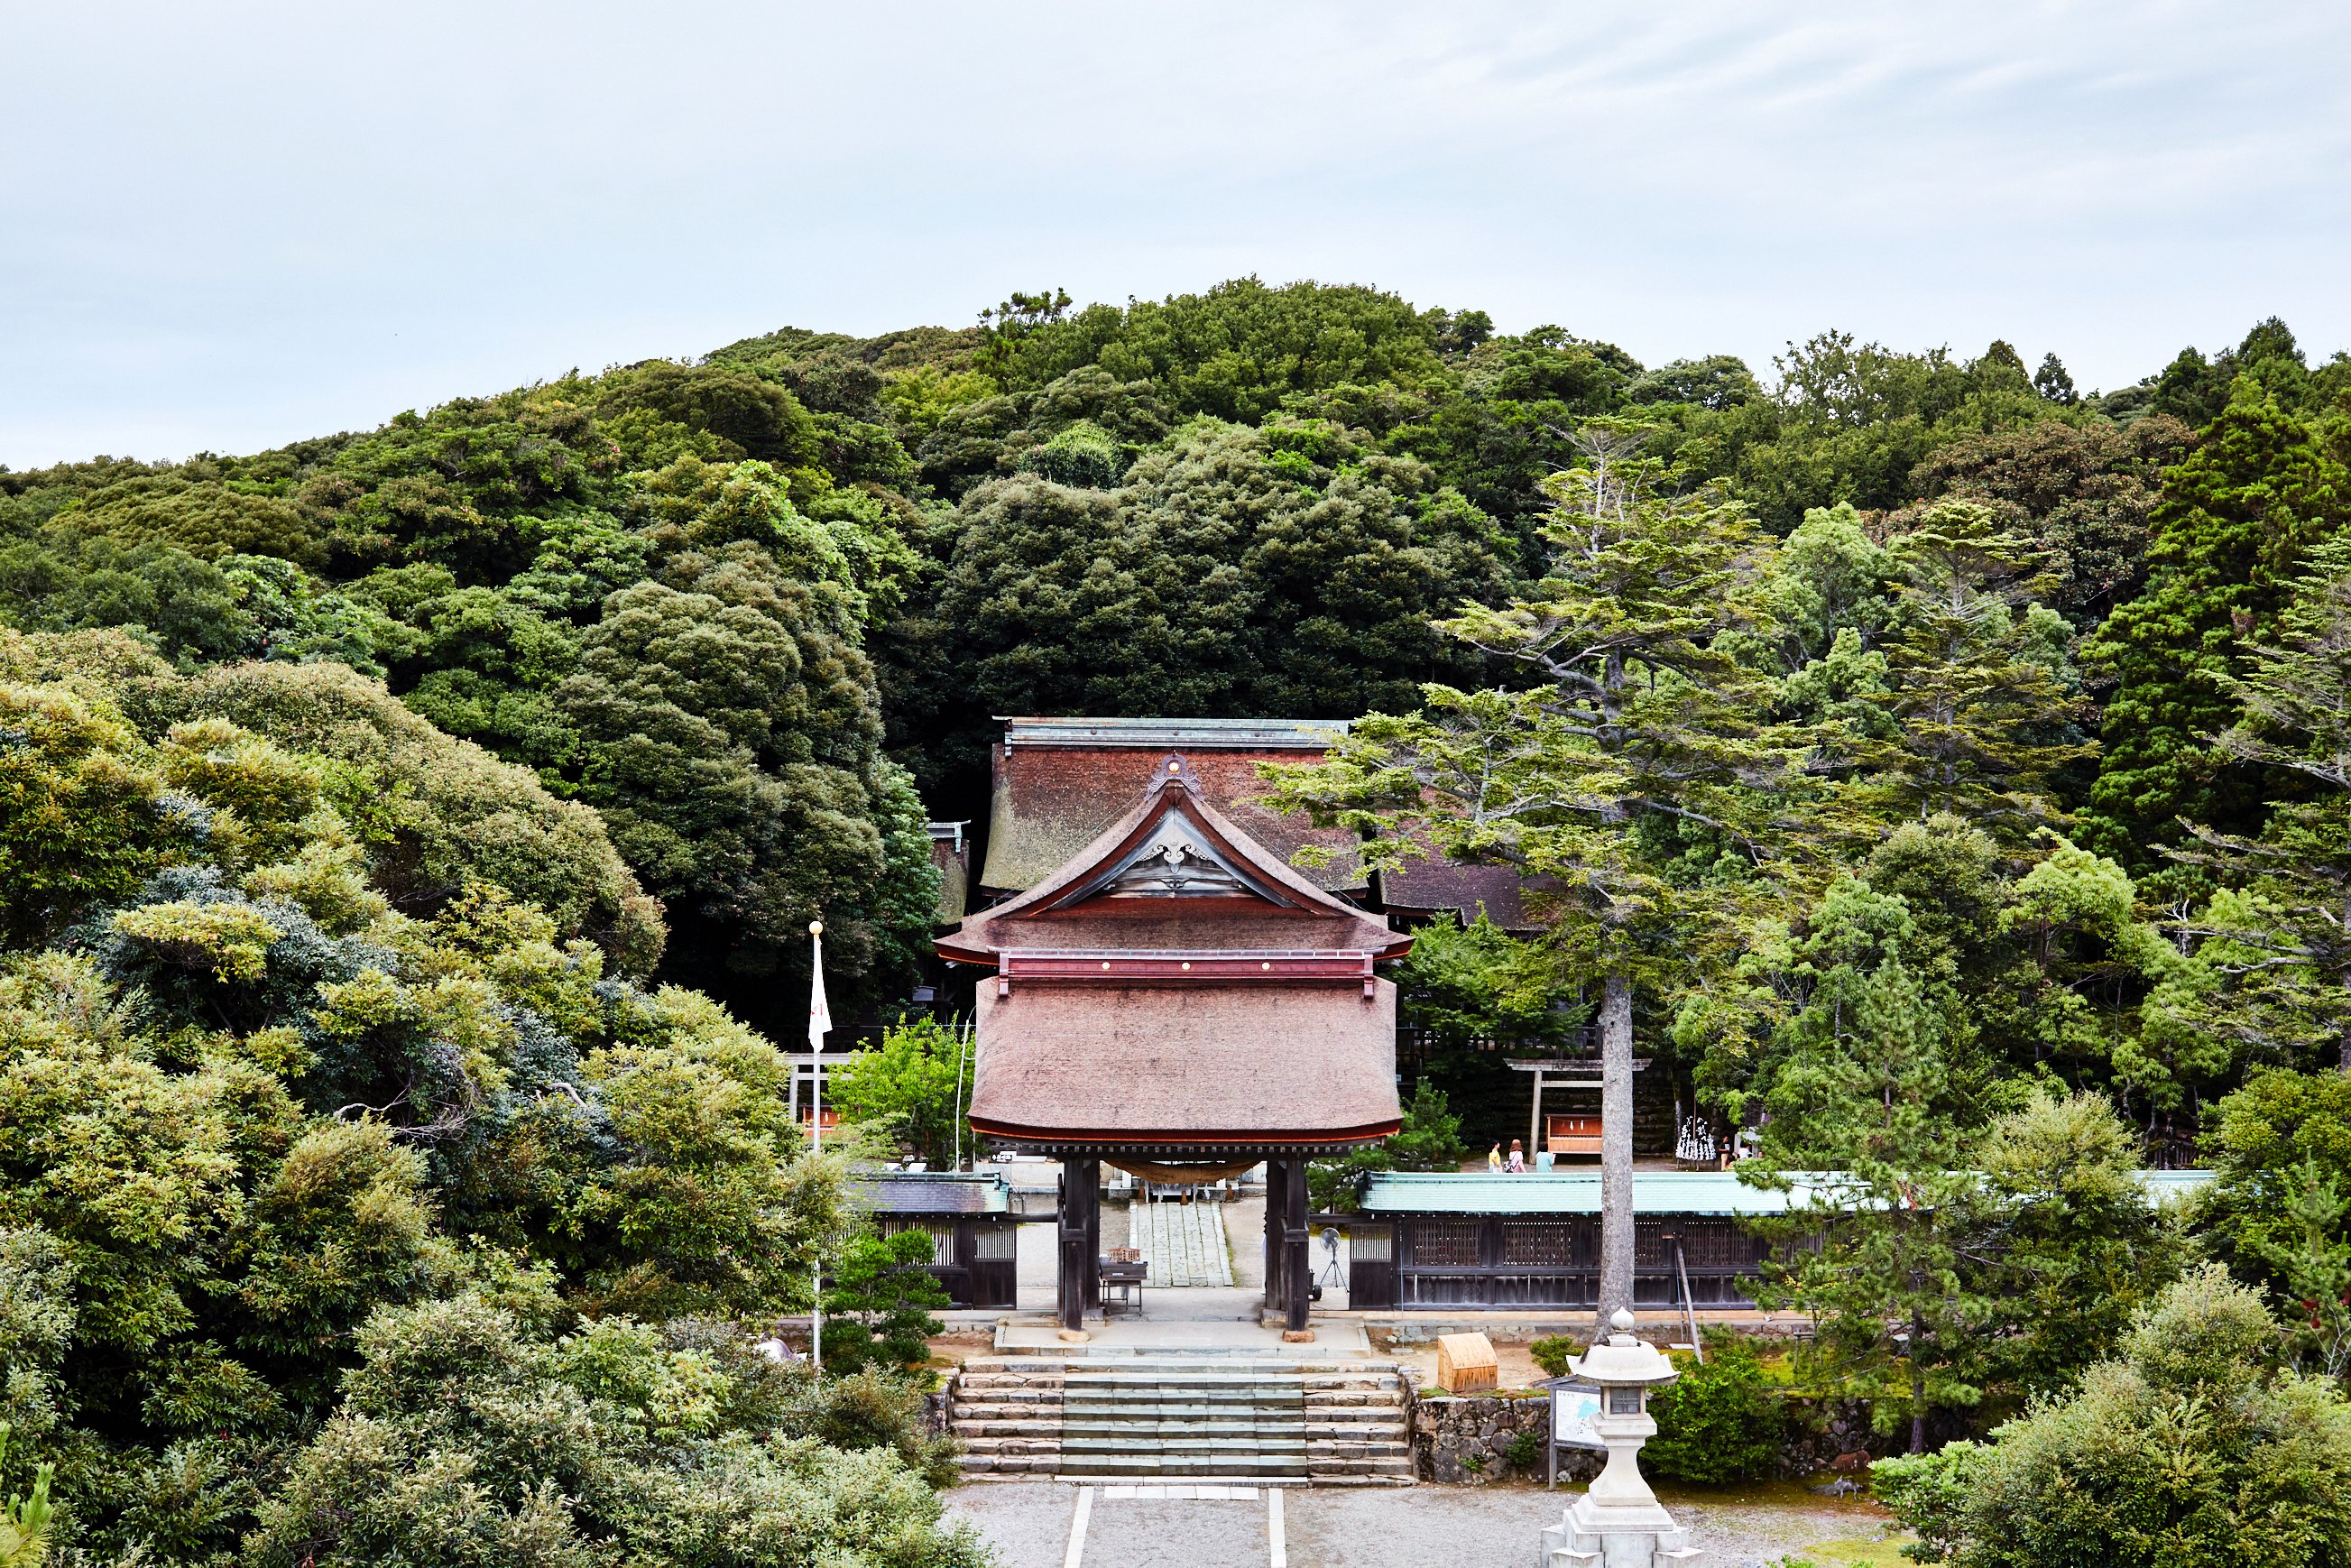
[[1598, 970, 1636, 1329], [1909, 1311, 1928, 1454]]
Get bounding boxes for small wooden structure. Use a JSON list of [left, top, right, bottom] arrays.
[[1510, 1057, 1646, 1162], [854, 1172, 1020, 1309], [1546, 1113, 1603, 1157], [1435, 1332, 1499, 1393], [1344, 1172, 1778, 1311]]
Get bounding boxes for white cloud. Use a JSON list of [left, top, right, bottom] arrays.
[[3, 0, 2346, 465]]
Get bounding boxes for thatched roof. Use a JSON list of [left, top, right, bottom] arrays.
[[978, 717, 1365, 893], [966, 977, 1401, 1150]]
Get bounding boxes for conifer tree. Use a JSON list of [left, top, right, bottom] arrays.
[[2083, 383, 2351, 873], [1867, 501, 2094, 831], [1269, 426, 1799, 1325], [1739, 908, 1991, 1453], [2168, 539, 2351, 1071]]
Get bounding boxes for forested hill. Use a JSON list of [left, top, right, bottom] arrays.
[[5, 278, 2347, 1030]]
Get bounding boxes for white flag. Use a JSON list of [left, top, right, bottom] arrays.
[[807, 929, 832, 1053]]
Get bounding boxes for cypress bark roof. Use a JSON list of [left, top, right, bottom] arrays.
[[940, 747, 1408, 1148], [965, 977, 1402, 1148], [978, 717, 1366, 893], [939, 752, 1406, 963], [1378, 861, 1547, 934]]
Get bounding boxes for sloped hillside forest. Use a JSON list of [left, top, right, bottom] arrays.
[[8, 278, 2351, 1562]]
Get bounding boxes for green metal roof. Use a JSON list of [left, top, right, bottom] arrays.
[[855, 1171, 1011, 1215], [1358, 1168, 2213, 1216]]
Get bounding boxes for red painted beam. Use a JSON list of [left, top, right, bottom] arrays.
[[993, 949, 1377, 989]]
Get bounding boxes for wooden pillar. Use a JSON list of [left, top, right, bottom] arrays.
[[1083, 1164, 1102, 1312], [1262, 1159, 1286, 1316], [1058, 1157, 1098, 1333], [1528, 1065, 1544, 1157], [1282, 1156, 1311, 1334]]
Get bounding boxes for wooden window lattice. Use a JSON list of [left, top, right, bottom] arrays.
[[1406, 1222, 1482, 1268], [1501, 1222, 1578, 1267]]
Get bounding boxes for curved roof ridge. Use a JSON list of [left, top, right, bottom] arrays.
[[938, 752, 1407, 963]]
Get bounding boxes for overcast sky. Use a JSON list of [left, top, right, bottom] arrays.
[[4, 1, 2346, 469]]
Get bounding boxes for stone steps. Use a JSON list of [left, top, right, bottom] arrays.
[[949, 1346, 1415, 1483]]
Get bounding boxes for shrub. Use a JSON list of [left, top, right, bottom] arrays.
[[780, 1368, 958, 1487], [819, 1230, 951, 1375], [1530, 1336, 1578, 1379], [826, 1017, 969, 1169], [1885, 1267, 2351, 1567], [1872, 1443, 1987, 1563], [1645, 1333, 1785, 1485]]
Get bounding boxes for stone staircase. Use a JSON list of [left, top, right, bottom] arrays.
[[951, 1350, 1415, 1484]]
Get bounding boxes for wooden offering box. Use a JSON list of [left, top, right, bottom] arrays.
[[1546, 1113, 1603, 1156], [1435, 1332, 1499, 1393]]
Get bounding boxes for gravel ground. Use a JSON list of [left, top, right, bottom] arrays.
[[944, 1480, 1904, 1568]]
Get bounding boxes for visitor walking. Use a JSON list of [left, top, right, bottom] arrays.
[[1488, 1143, 1503, 1173], [1507, 1139, 1526, 1174]]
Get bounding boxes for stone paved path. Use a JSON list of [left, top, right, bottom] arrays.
[[945, 1480, 1906, 1568], [1133, 1199, 1234, 1287]]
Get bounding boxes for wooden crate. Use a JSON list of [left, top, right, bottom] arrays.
[[1435, 1332, 1498, 1393]]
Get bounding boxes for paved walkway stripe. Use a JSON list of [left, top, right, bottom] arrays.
[[1268, 1484, 1286, 1568], [1062, 1486, 1092, 1568], [1133, 1199, 1235, 1287]]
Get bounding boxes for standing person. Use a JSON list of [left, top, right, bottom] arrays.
[[1488, 1143, 1503, 1174], [1507, 1139, 1526, 1175]]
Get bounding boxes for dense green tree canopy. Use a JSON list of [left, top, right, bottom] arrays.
[[2083, 383, 2351, 873], [0, 629, 905, 1560], [9, 283, 2351, 1528]]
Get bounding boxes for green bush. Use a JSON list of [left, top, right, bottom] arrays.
[[827, 1016, 971, 1169], [820, 1230, 951, 1374], [1872, 1443, 1987, 1563], [1645, 1333, 1785, 1485], [1904, 1267, 2351, 1568], [1530, 1336, 1578, 1379]]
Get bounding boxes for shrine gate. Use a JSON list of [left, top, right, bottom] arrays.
[[937, 733, 1410, 1334]]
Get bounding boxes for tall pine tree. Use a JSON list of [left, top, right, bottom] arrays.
[[1269, 426, 1802, 1325], [2169, 539, 2351, 1072], [1867, 501, 2094, 832], [2082, 383, 2350, 875]]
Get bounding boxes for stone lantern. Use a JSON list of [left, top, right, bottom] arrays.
[[1540, 1310, 1700, 1568]]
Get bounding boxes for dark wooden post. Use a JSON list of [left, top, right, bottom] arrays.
[[1282, 1155, 1311, 1334], [1083, 1160, 1102, 1311], [1058, 1157, 1098, 1333], [1262, 1159, 1284, 1316]]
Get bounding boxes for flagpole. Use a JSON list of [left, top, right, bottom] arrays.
[[808, 919, 829, 1376]]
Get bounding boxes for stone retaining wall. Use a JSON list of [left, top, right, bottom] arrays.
[[1775, 1396, 1974, 1479], [1411, 1392, 1603, 1486], [1410, 1389, 1946, 1486]]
